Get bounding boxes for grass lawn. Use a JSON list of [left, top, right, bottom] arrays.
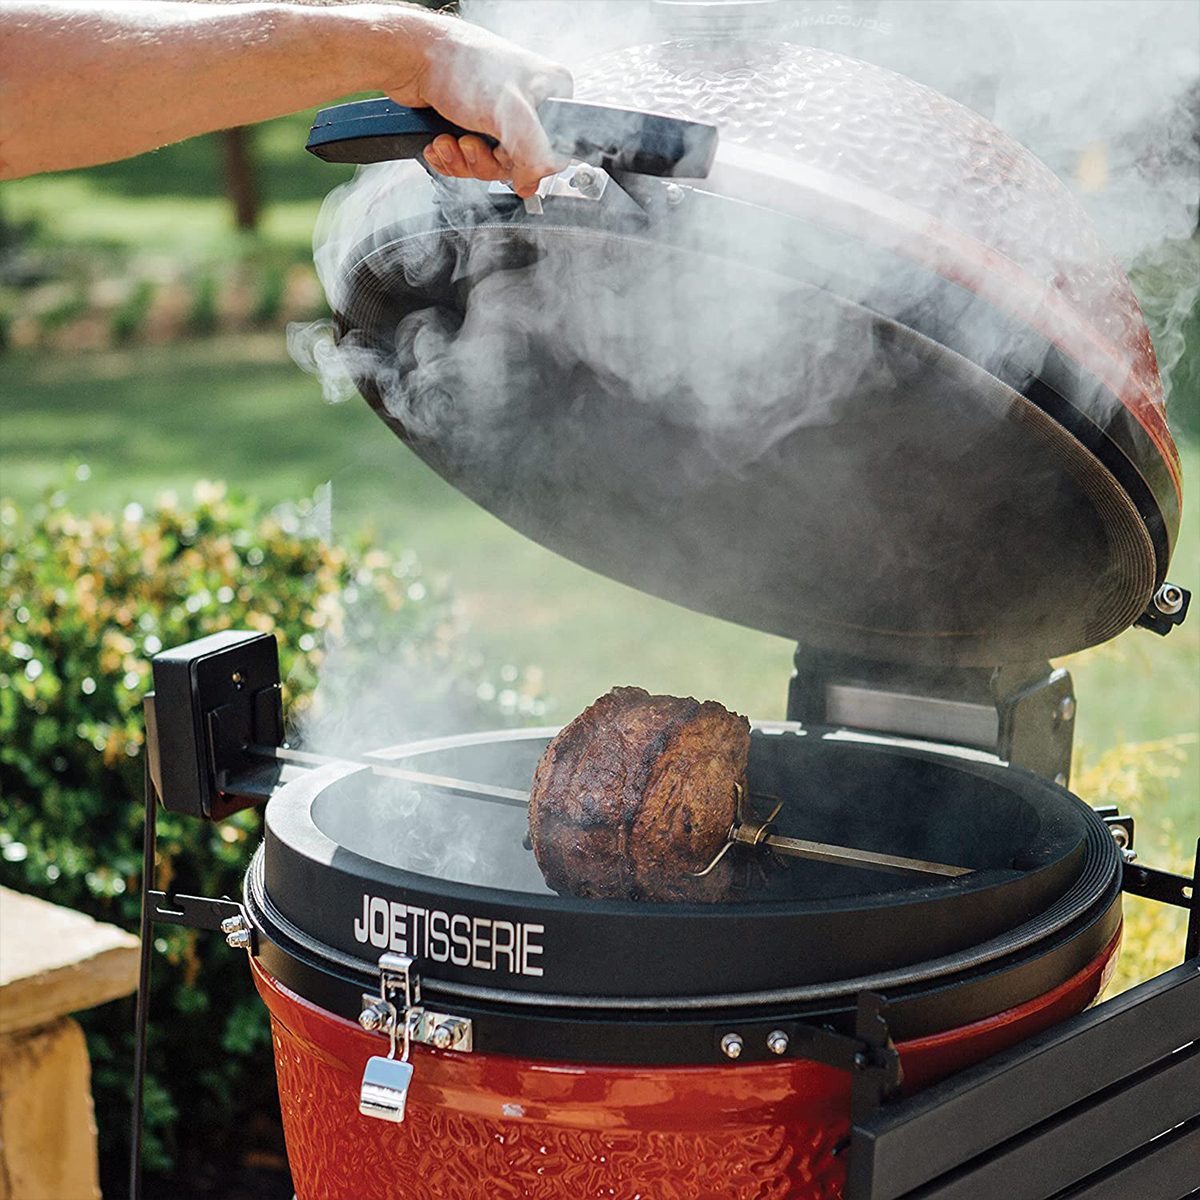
[[3, 336, 1197, 870], [2, 111, 352, 262]]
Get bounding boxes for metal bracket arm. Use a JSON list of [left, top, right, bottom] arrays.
[[147, 890, 257, 953]]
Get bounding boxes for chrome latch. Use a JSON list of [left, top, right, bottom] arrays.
[[358, 952, 419, 1123], [357, 953, 474, 1123]]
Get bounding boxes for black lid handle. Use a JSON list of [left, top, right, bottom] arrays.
[[306, 97, 718, 179]]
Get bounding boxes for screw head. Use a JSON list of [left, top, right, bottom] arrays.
[[664, 182, 685, 207], [431, 1024, 454, 1050], [225, 929, 252, 950], [220, 914, 245, 935], [766, 1030, 789, 1056], [720, 1032, 744, 1060], [1057, 696, 1076, 723], [1054, 772, 1068, 787]]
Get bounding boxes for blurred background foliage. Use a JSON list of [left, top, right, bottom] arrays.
[[0, 484, 541, 1197], [0, 11, 1197, 1199]]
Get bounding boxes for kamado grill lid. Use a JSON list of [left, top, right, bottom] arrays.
[[315, 40, 1181, 666]]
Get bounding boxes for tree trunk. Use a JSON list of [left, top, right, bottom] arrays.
[[222, 127, 260, 232]]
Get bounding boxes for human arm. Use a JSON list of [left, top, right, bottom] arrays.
[[0, 1, 572, 194]]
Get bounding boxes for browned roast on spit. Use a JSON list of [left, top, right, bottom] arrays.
[[528, 687, 750, 902]]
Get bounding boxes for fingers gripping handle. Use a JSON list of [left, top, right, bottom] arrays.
[[305, 97, 718, 179]]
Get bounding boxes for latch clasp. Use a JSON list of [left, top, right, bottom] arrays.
[[358, 952, 419, 1123], [357, 953, 474, 1123]]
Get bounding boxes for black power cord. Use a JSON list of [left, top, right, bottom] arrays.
[[130, 755, 158, 1200]]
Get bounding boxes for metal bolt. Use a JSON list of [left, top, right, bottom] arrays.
[[766, 1030, 789, 1056], [571, 164, 604, 199], [1054, 772, 1068, 787], [1153, 584, 1184, 616], [1121, 847, 1139, 865], [1110, 825, 1129, 850], [1057, 696, 1076, 723], [225, 929, 252, 950], [359, 1001, 392, 1033], [720, 1032, 744, 1060], [220, 914, 246, 936], [664, 182, 685, 207], [431, 1023, 455, 1050]]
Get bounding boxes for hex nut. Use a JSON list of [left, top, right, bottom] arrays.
[[359, 1002, 390, 1033], [1154, 584, 1184, 616], [766, 1030, 789, 1056]]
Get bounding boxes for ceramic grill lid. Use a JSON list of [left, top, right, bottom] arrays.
[[325, 40, 1181, 666]]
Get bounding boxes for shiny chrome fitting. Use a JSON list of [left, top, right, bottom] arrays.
[[1057, 696, 1076, 723], [766, 1030, 789, 1056], [428, 1016, 471, 1051], [1153, 583, 1185, 616], [720, 1032, 744, 1060], [225, 928, 252, 950], [220, 914, 246, 936], [359, 1000, 393, 1034]]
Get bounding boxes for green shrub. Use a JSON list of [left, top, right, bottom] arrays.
[[111, 278, 157, 344], [252, 261, 286, 325], [188, 271, 218, 335], [37, 286, 88, 332], [0, 482, 534, 1192]]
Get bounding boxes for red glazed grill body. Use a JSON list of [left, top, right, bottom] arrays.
[[252, 934, 1120, 1200]]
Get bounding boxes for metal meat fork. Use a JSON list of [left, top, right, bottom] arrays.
[[691, 784, 972, 880]]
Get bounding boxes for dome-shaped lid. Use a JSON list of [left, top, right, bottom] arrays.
[[326, 41, 1180, 665]]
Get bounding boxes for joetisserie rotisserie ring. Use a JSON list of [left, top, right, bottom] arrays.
[[245, 725, 1123, 1059]]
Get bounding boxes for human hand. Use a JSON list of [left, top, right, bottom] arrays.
[[377, 11, 573, 197]]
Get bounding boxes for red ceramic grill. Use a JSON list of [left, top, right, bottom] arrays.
[[131, 20, 1199, 1200]]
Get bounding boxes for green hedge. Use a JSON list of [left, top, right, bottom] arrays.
[[0, 482, 532, 1191]]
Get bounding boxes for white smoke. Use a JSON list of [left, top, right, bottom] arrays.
[[288, 0, 1198, 885]]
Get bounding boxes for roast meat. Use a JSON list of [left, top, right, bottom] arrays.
[[528, 687, 751, 901]]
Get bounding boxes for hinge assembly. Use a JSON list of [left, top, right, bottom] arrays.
[[357, 953, 474, 1123]]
